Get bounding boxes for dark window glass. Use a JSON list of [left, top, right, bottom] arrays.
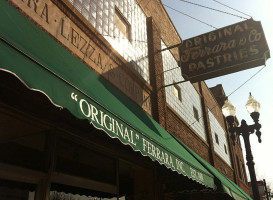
[[224, 144, 227, 154], [242, 163, 248, 184], [0, 179, 36, 200], [236, 156, 242, 179], [0, 111, 46, 171], [119, 160, 154, 199], [215, 133, 219, 145], [56, 139, 116, 185], [0, 133, 46, 171], [193, 106, 199, 122]]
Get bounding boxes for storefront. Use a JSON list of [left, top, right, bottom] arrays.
[[0, 1, 216, 199], [0, 1, 253, 199]]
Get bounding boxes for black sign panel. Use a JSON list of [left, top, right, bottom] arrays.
[[179, 19, 270, 83]]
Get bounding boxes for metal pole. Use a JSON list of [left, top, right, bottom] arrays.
[[243, 132, 260, 200]]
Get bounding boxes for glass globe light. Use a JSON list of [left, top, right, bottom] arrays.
[[246, 93, 260, 114], [222, 99, 236, 117]]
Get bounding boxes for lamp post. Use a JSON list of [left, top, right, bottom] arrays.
[[222, 93, 261, 200]]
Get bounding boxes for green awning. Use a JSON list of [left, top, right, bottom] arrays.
[[178, 139, 252, 200], [0, 0, 215, 188]]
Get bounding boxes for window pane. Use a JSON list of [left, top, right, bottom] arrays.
[[193, 106, 199, 121], [174, 87, 179, 99], [0, 133, 46, 171], [236, 156, 242, 179], [0, 179, 36, 200], [114, 8, 130, 40], [119, 160, 154, 199], [174, 84, 181, 101], [215, 133, 219, 145], [56, 139, 116, 185]]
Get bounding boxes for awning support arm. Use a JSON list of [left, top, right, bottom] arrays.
[[155, 43, 181, 53], [161, 79, 189, 89]]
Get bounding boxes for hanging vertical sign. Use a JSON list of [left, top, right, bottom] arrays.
[[179, 19, 270, 83]]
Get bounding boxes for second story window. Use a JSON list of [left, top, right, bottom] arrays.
[[173, 84, 182, 101], [193, 106, 199, 122], [215, 133, 219, 145], [114, 7, 131, 41], [242, 163, 248, 184], [236, 156, 242, 179]]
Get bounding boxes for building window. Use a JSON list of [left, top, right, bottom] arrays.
[[215, 133, 219, 145], [114, 7, 131, 40], [242, 163, 248, 184], [224, 144, 227, 154], [241, 163, 247, 183], [236, 156, 242, 179], [173, 84, 182, 101], [193, 106, 199, 121]]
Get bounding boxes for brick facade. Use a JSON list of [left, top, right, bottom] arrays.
[[139, 0, 250, 195], [3, 0, 250, 197], [146, 17, 167, 127], [209, 84, 249, 192], [167, 105, 211, 163]]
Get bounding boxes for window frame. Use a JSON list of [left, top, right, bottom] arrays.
[[236, 155, 242, 179], [114, 7, 131, 41], [215, 133, 219, 145], [193, 106, 199, 122], [224, 144, 227, 154], [173, 83, 182, 102]]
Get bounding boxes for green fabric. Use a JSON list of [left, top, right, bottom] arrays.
[[178, 139, 253, 200], [0, 0, 215, 188]]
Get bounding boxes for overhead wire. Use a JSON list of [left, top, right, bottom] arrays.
[[212, 0, 252, 18], [162, 0, 257, 127], [189, 66, 267, 127], [163, 4, 218, 30], [226, 66, 266, 97], [98, 1, 252, 56], [100, 0, 258, 128], [177, 0, 249, 19]]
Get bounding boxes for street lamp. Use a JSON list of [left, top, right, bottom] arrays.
[[222, 93, 262, 200]]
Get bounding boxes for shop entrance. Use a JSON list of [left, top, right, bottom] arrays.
[[0, 103, 155, 200]]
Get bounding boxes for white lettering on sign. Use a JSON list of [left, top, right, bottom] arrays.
[[79, 96, 138, 146], [184, 22, 252, 49], [190, 167, 204, 182], [185, 44, 260, 73], [176, 159, 185, 173], [71, 92, 206, 183], [179, 19, 269, 82], [142, 138, 175, 169]]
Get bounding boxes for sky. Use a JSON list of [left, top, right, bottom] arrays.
[[162, 0, 273, 188]]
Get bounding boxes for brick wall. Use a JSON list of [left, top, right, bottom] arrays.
[[209, 84, 250, 194], [146, 17, 167, 127], [161, 42, 207, 142], [201, 82, 226, 131], [135, 0, 250, 195], [234, 141, 250, 194], [167, 106, 211, 163], [215, 154, 234, 181]]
